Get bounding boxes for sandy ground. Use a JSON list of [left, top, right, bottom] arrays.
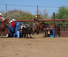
[[0, 34, 68, 57]]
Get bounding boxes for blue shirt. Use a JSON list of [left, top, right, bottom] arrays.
[[33, 18, 37, 22]]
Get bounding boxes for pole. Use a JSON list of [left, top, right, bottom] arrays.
[[6, 4, 7, 19], [53, 12, 55, 37], [37, 5, 38, 16], [37, 5, 38, 20]]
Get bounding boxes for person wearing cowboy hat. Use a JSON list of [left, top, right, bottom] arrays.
[[0, 13, 5, 22], [11, 19, 16, 26], [11, 19, 16, 37], [33, 16, 37, 28]]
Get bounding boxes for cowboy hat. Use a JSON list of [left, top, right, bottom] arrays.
[[0, 13, 2, 16], [35, 16, 37, 17], [12, 19, 16, 21], [9, 20, 12, 23]]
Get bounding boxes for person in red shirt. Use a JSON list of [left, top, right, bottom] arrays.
[[11, 20, 16, 27], [11, 19, 16, 37]]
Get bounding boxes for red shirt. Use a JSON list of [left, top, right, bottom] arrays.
[[11, 21, 15, 27]]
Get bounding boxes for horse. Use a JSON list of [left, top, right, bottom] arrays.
[[0, 19, 9, 35], [20, 23, 32, 38], [55, 25, 60, 37], [32, 20, 42, 34], [49, 24, 60, 37], [41, 23, 49, 30], [41, 23, 50, 37], [41, 23, 60, 37]]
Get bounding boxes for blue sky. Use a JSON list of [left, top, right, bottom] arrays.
[[0, 0, 68, 17]]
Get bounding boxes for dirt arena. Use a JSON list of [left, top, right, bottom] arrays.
[[0, 34, 68, 57]]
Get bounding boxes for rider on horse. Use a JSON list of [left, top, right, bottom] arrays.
[[33, 16, 38, 28], [32, 15, 42, 34], [0, 13, 5, 22]]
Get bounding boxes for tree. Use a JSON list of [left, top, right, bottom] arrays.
[[51, 6, 68, 26], [0, 10, 35, 20], [51, 6, 68, 19]]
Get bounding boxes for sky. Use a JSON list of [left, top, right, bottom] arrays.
[[0, 0, 68, 17]]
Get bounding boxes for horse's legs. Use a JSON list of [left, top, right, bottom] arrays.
[[30, 34, 32, 38], [44, 31, 47, 37], [26, 34, 28, 38], [32, 30, 35, 35], [20, 33, 23, 38], [46, 31, 48, 37]]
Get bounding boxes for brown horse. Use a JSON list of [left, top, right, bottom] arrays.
[[41, 23, 60, 37], [0, 19, 9, 35], [49, 24, 60, 37], [32, 20, 42, 34], [55, 25, 60, 37]]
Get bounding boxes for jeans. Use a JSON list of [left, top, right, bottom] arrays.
[[33, 22, 36, 28], [11, 27, 15, 33], [11, 27, 15, 37]]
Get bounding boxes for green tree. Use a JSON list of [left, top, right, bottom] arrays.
[[51, 6, 68, 26], [51, 6, 68, 19]]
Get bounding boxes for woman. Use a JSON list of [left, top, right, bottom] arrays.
[[0, 13, 5, 23]]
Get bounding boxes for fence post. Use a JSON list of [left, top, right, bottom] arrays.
[[37, 5, 38, 16], [53, 12, 55, 37], [37, 5, 39, 20], [6, 4, 7, 19]]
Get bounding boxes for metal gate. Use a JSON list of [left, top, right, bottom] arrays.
[[60, 26, 68, 37]]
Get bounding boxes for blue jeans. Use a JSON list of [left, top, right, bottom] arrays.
[[33, 22, 36, 28], [11, 27, 15, 37], [11, 27, 15, 33]]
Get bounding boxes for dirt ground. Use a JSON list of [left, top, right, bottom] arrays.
[[0, 34, 68, 57]]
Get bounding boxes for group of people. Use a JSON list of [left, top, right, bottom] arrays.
[[0, 12, 39, 37]]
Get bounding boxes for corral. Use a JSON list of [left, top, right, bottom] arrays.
[[0, 34, 68, 57], [14, 13, 68, 37], [0, 14, 68, 57], [1, 18, 68, 37], [0, 2, 68, 57]]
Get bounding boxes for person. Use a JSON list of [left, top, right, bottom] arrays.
[[11, 19, 16, 37], [33, 16, 37, 28], [0, 13, 5, 22]]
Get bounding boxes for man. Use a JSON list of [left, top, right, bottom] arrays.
[[11, 19, 16, 37], [33, 16, 37, 28]]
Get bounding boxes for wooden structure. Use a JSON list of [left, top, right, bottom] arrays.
[[0, 12, 68, 37], [15, 19, 68, 22]]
